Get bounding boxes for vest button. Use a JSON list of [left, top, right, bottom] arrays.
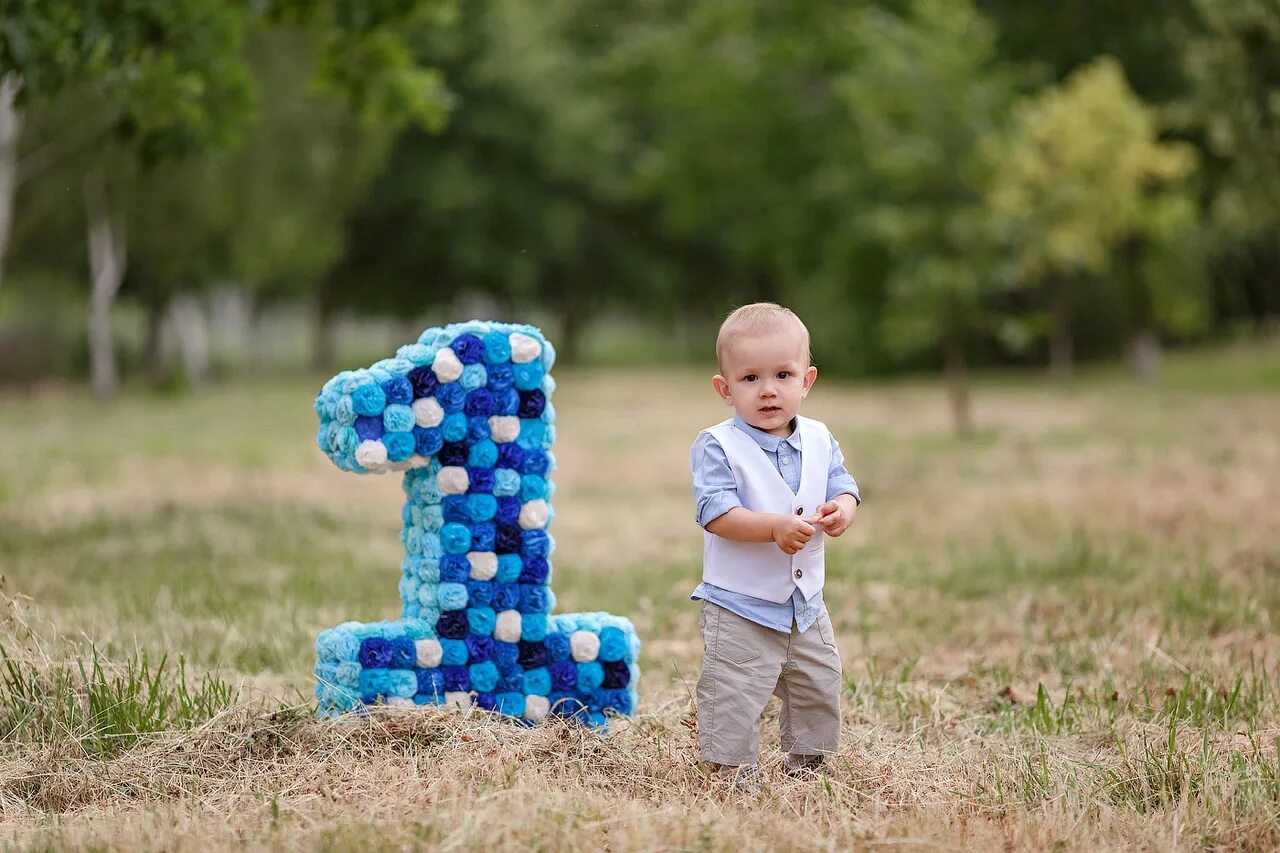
[[794, 568, 803, 579], [795, 507, 804, 515]]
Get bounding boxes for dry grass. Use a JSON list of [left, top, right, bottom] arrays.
[[0, 343, 1278, 851]]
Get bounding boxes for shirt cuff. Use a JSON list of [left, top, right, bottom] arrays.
[[697, 491, 743, 528], [826, 475, 861, 505]]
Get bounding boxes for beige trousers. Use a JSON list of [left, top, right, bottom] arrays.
[[695, 600, 843, 766]]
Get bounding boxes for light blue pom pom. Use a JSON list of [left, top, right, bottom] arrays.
[[520, 475, 547, 502], [467, 607, 497, 636], [517, 419, 545, 450], [523, 667, 552, 696], [513, 362, 544, 391], [496, 554, 523, 583], [577, 662, 605, 692], [440, 523, 471, 554], [402, 619, 435, 640], [598, 627, 627, 662], [352, 383, 386, 417], [335, 662, 360, 688], [467, 493, 498, 523], [493, 468, 520, 497], [460, 363, 487, 391], [421, 505, 444, 532], [482, 332, 511, 363], [399, 575, 418, 606], [383, 404, 415, 433], [495, 693, 525, 717], [437, 582, 468, 611], [334, 396, 356, 425], [468, 440, 498, 469], [520, 613, 548, 642], [384, 431, 415, 462]]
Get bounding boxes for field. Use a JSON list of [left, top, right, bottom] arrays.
[[1, 342, 1278, 851]]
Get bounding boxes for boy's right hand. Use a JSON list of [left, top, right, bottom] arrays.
[[772, 514, 816, 555]]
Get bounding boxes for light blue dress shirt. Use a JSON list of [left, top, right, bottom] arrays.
[[692, 414, 860, 634]]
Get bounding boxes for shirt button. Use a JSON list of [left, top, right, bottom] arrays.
[[794, 568, 803, 579]]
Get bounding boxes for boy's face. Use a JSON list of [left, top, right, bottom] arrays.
[[712, 329, 817, 437]]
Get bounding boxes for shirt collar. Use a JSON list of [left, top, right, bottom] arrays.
[[732, 413, 802, 452]]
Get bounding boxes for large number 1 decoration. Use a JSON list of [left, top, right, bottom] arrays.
[[311, 322, 639, 726]]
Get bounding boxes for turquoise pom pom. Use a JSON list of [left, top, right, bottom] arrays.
[[598, 627, 627, 662], [517, 419, 545, 450], [460, 363, 487, 391], [441, 639, 468, 666], [383, 404, 415, 433], [523, 667, 552, 696], [520, 613, 548, 641], [441, 413, 468, 442], [467, 607, 497, 636], [496, 554, 523, 583], [493, 468, 520, 496], [520, 475, 547, 502], [440, 523, 471, 554], [468, 440, 498, 468], [577, 661, 605, 691], [352, 383, 386, 417], [384, 431, 415, 461], [495, 693, 525, 717], [470, 661, 500, 692], [513, 362, 544, 391], [482, 332, 511, 363]]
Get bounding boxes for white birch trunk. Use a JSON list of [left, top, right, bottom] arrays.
[[84, 170, 126, 400], [0, 73, 22, 295], [168, 292, 210, 384]]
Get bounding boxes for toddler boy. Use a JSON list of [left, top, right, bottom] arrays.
[[690, 303, 860, 787]]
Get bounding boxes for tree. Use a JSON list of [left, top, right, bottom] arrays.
[[989, 57, 1197, 383], [838, 0, 1016, 433]]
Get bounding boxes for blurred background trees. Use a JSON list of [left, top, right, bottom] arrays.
[[0, 0, 1276, 427]]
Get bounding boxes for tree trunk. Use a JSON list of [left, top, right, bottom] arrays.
[[313, 287, 339, 373], [1128, 328, 1161, 383], [1121, 236, 1161, 384], [558, 297, 587, 365], [84, 170, 126, 400], [144, 297, 168, 382], [1048, 275, 1075, 386], [0, 73, 22, 295], [168, 292, 210, 384], [943, 335, 973, 437]]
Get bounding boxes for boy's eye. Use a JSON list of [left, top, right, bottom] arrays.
[[743, 374, 757, 382], [777, 371, 791, 380]]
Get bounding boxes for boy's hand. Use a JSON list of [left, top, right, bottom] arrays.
[[772, 514, 816, 555], [814, 496, 858, 538]]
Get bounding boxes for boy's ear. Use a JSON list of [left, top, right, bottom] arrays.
[[712, 374, 733, 405], [801, 365, 818, 397]]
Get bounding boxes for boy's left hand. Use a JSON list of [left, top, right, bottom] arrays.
[[814, 495, 858, 538]]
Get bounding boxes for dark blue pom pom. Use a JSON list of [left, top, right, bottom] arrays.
[[519, 584, 548, 613], [492, 641, 519, 670], [389, 637, 416, 669], [417, 668, 445, 697], [496, 443, 525, 469], [355, 416, 384, 441], [492, 583, 519, 611], [494, 388, 519, 416], [465, 579, 493, 607], [498, 671, 524, 693], [436, 610, 468, 639], [592, 689, 632, 714], [467, 467, 495, 493], [468, 522, 495, 552], [486, 363, 514, 391], [602, 659, 631, 689], [442, 494, 469, 524], [466, 634, 494, 663], [413, 426, 443, 456], [451, 334, 485, 365], [495, 497, 521, 527], [549, 661, 578, 692], [464, 389, 495, 417], [441, 666, 470, 692], [519, 557, 550, 584], [518, 390, 546, 419], [436, 382, 466, 413], [475, 692, 497, 711], [359, 638, 394, 668], [545, 631, 571, 662], [438, 442, 467, 467], [408, 365, 438, 399], [439, 553, 470, 583], [466, 416, 491, 443], [382, 377, 413, 406], [520, 451, 549, 476], [518, 640, 550, 669], [494, 524, 522, 554]]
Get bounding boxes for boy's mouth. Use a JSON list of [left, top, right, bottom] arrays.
[[759, 406, 782, 414]]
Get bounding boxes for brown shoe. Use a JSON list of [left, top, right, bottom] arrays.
[[714, 763, 762, 794], [781, 753, 826, 778]]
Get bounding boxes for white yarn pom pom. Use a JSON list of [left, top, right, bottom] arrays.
[[431, 347, 464, 382], [570, 631, 600, 662], [437, 466, 469, 495], [509, 333, 542, 363], [444, 691, 473, 709], [494, 610, 522, 643], [413, 397, 445, 427], [407, 454, 430, 469], [467, 551, 498, 580], [488, 416, 520, 443], [518, 500, 549, 530], [387, 458, 414, 472], [524, 695, 550, 722], [415, 639, 443, 668], [355, 440, 388, 470], [385, 696, 414, 707]]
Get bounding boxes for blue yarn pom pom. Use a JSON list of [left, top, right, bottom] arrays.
[[519, 557, 549, 584], [437, 610, 468, 638], [520, 613, 548, 642], [601, 659, 631, 688], [384, 431, 415, 462], [417, 668, 445, 698], [470, 660, 500, 692], [451, 334, 485, 365], [464, 389, 495, 417], [492, 583, 519, 611], [383, 404, 415, 433], [465, 580, 494, 607], [440, 523, 471, 555], [577, 661, 605, 691], [467, 417, 491, 444], [441, 412, 468, 443], [408, 365, 438, 399], [352, 383, 387, 417], [467, 467, 495, 493], [517, 419, 545, 450], [496, 554, 523, 583], [519, 584, 549, 613], [359, 637, 394, 668], [388, 637, 416, 669], [495, 524, 522, 555], [437, 581, 469, 610], [355, 416, 384, 441], [466, 634, 494, 662], [466, 492, 498, 522], [492, 641, 519, 670], [494, 388, 519, 415], [523, 667, 552, 696], [482, 332, 512, 364], [598, 627, 628, 663], [460, 363, 487, 391], [496, 443, 525, 469], [549, 660, 577, 691], [382, 377, 413, 406], [439, 442, 467, 467], [544, 631, 571, 662], [518, 390, 546, 419], [520, 475, 547, 502], [442, 495, 469, 524], [440, 639, 468, 667], [513, 362, 544, 391], [468, 522, 495, 552], [493, 468, 520, 497], [413, 426, 443, 456], [518, 640, 550, 668], [521, 529, 551, 559], [437, 383, 466, 413], [486, 362, 514, 390], [495, 497, 521, 527], [495, 693, 525, 717], [466, 606, 497, 636], [520, 451, 550, 476], [441, 666, 470, 692]]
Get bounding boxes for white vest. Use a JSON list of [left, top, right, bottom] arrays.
[[694, 416, 830, 603]]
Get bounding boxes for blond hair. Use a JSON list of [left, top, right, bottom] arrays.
[[715, 302, 812, 372]]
